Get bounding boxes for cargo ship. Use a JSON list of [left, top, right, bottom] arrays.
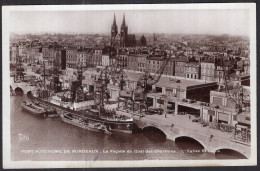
[[27, 65, 134, 134], [27, 90, 133, 134]]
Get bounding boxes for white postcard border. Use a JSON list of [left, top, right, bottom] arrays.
[[2, 3, 257, 168]]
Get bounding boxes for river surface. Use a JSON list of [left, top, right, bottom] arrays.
[[11, 95, 245, 161]]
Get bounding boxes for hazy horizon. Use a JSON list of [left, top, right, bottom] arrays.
[[10, 9, 250, 36]]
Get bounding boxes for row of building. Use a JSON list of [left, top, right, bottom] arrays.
[[10, 43, 250, 85]]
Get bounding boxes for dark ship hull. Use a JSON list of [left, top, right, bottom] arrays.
[[27, 91, 133, 134], [60, 112, 112, 135]]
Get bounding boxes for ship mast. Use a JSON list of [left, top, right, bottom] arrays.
[[99, 66, 110, 106]]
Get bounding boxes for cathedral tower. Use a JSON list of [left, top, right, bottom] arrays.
[[120, 13, 128, 48], [111, 13, 118, 46]]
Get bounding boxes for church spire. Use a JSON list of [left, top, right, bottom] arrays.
[[111, 13, 118, 47], [111, 13, 118, 34], [121, 13, 127, 30], [122, 13, 126, 26], [113, 13, 116, 25]]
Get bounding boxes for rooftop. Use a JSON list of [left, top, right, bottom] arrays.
[[147, 56, 163, 61], [201, 58, 215, 63], [154, 75, 216, 89], [124, 70, 216, 89], [173, 55, 188, 62], [129, 54, 148, 58]]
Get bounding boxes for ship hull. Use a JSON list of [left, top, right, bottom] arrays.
[[110, 128, 133, 134], [21, 102, 46, 116], [60, 114, 105, 133]]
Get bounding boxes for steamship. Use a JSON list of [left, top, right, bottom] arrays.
[[27, 67, 133, 134]]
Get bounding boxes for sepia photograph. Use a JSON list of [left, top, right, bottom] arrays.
[[2, 3, 257, 168]]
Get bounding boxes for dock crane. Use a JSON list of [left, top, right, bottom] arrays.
[[216, 58, 251, 143], [138, 57, 171, 93], [94, 66, 111, 106], [118, 55, 172, 114], [219, 58, 250, 113], [94, 59, 129, 107]]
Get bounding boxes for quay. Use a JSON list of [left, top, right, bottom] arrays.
[[11, 80, 251, 158], [117, 110, 251, 159]]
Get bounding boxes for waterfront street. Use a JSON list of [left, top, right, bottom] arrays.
[[117, 110, 234, 140], [138, 114, 233, 139], [117, 110, 250, 158]]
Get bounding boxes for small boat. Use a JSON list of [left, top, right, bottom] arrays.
[[21, 101, 46, 115]]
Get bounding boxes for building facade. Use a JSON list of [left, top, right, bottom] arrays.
[[137, 54, 147, 72], [185, 62, 201, 79], [201, 58, 216, 81], [10, 44, 18, 63], [66, 49, 77, 68], [163, 58, 175, 76], [102, 53, 110, 67], [174, 55, 188, 78], [77, 51, 87, 67], [92, 48, 103, 66], [117, 52, 128, 69], [146, 56, 163, 73], [127, 55, 138, 71]]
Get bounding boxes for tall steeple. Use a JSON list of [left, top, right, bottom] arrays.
[[120, 13, 128, 48], [113, 13, 116, 25], [111, 13, 118, 47], [122, 13, 126, 26], [121, 13, 127, 30], [111, 13, 118, 33]]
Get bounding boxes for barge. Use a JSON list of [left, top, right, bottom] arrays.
[[21, 101, 46, 115], [60, 112, 112, 135]]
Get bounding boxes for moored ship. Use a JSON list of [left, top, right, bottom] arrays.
[[21, 101, 46, 115], [27, 65, 134, 134], [60, 112, 112, 135], [27, 90, 134, 134]]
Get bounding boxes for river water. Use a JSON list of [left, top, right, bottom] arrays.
[[10, 95, 245, 161]]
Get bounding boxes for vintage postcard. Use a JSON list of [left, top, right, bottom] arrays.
[[2, 3, 257, 168]]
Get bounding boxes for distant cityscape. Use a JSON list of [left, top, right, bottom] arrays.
[[10, 14, 250, 79]]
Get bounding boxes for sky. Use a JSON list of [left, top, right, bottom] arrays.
[[10, 9, 250, 36]]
